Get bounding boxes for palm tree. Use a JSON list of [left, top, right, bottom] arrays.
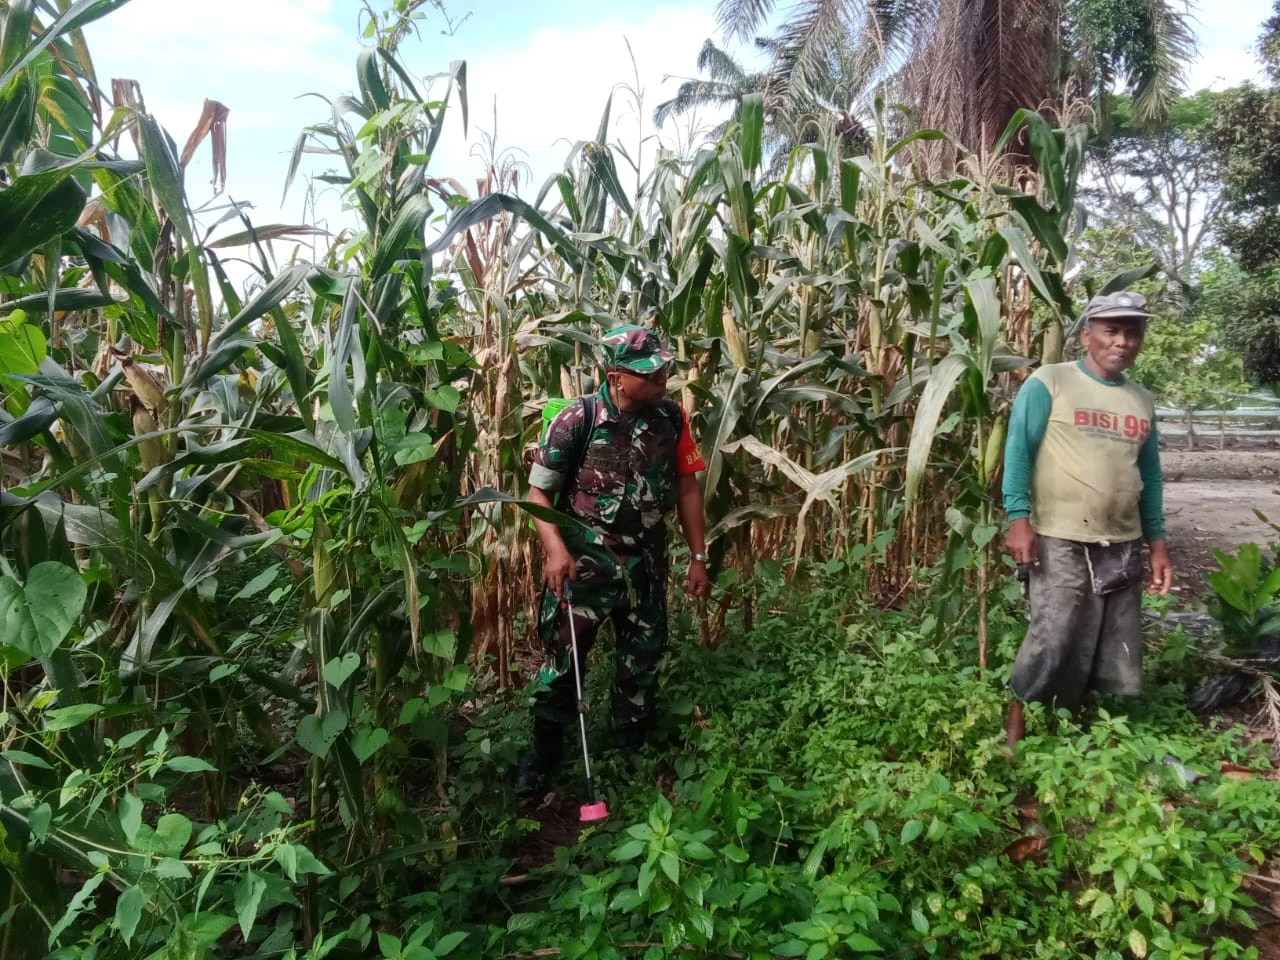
[[653, 40, 773, 136], [654, 37, 873, 169], [691, 0, 1194, 157]]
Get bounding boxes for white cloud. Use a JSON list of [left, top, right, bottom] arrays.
[[1185, 0, 1270, 90], [421, 6, 721, 196], [84, 0, 358, 241], [78, 0, 720, 273], [78, 0, 1272, 280]]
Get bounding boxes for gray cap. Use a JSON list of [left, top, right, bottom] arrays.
[[1082, 291, 1154, 323]]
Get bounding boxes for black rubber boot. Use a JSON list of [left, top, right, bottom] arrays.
[[515, 719, 564, 797], [611, 718, 651, 769]]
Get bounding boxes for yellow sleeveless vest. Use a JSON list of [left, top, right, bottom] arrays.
[[1030, 362, 1156, 543]]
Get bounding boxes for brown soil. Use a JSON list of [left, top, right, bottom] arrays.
[[511, 792, 593, 872], [1160, 450, 1280, 600]]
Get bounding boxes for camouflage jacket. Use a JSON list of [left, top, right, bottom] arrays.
[[529, 384, 684, 583]]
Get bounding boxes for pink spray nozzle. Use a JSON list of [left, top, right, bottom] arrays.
[[579, 801, 609, 822]]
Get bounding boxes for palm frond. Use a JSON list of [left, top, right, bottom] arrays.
[[652, 79, 741, 128], [773, 0, 851, 98], [974, 0, 1053, 148], [866, 0, 942, 67], [1126, 0, 1196, 128], [716, 0, 779, 42], [696, 39, 749, 83]]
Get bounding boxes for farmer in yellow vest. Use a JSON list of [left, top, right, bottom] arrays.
[[1002, 291, 1175, 748]]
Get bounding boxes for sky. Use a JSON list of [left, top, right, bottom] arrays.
[[81, 0, 1275, 257]]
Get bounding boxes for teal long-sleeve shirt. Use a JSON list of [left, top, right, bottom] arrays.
[[1001, 364, 1167, 542]]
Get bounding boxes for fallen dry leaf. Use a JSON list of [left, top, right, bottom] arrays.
[[1004, 834, 1047, 863], [1221, 762, 1256, 781]]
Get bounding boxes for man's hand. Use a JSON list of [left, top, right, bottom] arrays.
[[685, 559, 709, 598], [1006, 518, 1039, 566], [1148, 540, 1174, 595], [544, 544, 577, 598]]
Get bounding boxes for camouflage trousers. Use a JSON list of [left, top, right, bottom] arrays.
[[531, 576, 668, 733]]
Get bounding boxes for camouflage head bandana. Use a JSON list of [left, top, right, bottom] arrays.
[[601, 325, 674, 373]]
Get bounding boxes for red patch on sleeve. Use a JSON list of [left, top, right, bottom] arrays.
[[676, 413, 706, 476]]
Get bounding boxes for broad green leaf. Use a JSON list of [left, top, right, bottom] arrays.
[[971, 524, 1000, 549], [136, 113, 193, 248], [209, 263, 310, 344], [44, 702, 102, 731], [426, 385, 460, 413], [660, 849, 680, 883], [1090, 891, 1115, 920], [1133, 888, 1155, 917], [2, 749, 52, 769], [999, 226, 1066, 315], [434, 932, 468, 957], [998, 109, 1065, 211], [422, 629, 456, 661], [152, 812, 192, 858], [722, 844, 749, 863], [900, 819, 924, 845], [845, 933, 881, 953], [154, 857, 191, 879], [637, 860, 655, 898], [230, 565, 279, 601], [0, 67, 34, 167], [1008, 194, 1068, 265], [370, 193, 431, 276], [165, 756, 218, 774], [328, 283, 360, 433], [235, 872, 267, 940], [119, 793, 142, 843], [0, 0, 37, 73], [612, 839, 645, 861], [323, 652, 361, 688], [0, 0, 130, 92], [0, 312, 47, 378], [46, 872, 103, 949], [0, 159, 86, 267], [274, 842, 298, 881], [738, 93, 763, 172], [297, 711, 347, 758], [179, 912, 235, 948], [424, 192, 583, 271], [351, 727, 389, 763], [0, 561, 86, 660], [28, 802, 51, 842], [115, 885, 145, 946], [393, 433, 437, 466]]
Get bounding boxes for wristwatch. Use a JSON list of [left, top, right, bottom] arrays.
[[690, 552, 709, 563]]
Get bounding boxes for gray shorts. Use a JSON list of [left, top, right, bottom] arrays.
[[1010, 535, 1144, 710]]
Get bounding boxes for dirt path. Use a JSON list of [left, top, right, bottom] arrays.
[[1161, 449, 1280, 600]]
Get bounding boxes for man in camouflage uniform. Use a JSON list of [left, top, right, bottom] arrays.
[[516, 325, 709, 794]]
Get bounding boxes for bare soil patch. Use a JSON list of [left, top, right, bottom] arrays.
[[1161, 450, 1280, 600]]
